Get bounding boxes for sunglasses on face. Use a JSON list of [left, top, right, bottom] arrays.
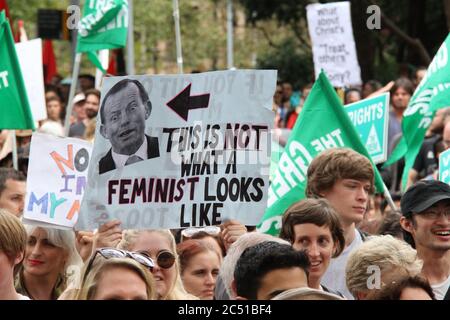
[[138, 250, 176, 269], [82, 248, 154, 284]]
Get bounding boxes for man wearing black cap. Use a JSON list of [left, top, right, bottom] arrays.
[[400, 180, 450, 300]]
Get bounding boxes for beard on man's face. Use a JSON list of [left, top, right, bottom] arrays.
[[85, 109, 98, 119]]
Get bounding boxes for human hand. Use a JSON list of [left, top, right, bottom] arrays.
[[221, 220, 247, 251], [93, 220, 123, 249], [75, 231, 94, 262], [366, 81, 395, 98]]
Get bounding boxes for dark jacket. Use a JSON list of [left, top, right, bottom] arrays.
[[99, 135, 159, 174]]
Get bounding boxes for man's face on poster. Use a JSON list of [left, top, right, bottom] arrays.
[[100, 82, 150, 155]]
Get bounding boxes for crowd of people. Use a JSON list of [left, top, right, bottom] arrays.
[[0, 66, 449, 301]]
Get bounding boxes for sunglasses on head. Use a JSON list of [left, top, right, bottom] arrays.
[[181, 226, 221, 238], [82, 248, 155, 284], [138, 250, 176, 269]]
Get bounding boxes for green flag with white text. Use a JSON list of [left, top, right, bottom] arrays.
[[385, 33, 450, 190], [76, 0, 128, 72], [257, 71, 385, 236], [0, 10, 34, 130]]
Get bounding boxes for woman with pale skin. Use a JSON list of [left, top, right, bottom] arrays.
[[118, 229, 196, 300], [75, 249, 156, 300], [177, 239, 221, 300], [15, 226, 82, 300], [280, 199, 346, 295]]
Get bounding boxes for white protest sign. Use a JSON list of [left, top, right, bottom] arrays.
[[439, 148, 450, 184], [23, 133, 92, 229], [306, 1, 362, 87], [76, 70, 276, 231], [15, 38, 47, 122]]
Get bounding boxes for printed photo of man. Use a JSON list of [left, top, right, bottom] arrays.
[[99, 79, 159, 175]]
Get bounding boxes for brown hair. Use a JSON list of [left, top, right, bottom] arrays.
[[306, 148, 375, 198], [0, 168, 26, 197], [190, 231, 226, 257], [280, 198, 345, 258], [84, 88, 101, 102], [391, 77, 414, 96], [177, 239, 220, 274]]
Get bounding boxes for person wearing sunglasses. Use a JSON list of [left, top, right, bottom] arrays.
[[177, 239, 221, 300], [75, 248, 156, 300], [118, 229, 196, 300]]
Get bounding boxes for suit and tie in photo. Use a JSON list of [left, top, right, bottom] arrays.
[[98, 79, 160, 175]]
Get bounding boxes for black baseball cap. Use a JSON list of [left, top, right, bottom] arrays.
[[401, 180, 450, 218]]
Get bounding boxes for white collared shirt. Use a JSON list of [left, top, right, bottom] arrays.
[[111, 137, 147, 169]]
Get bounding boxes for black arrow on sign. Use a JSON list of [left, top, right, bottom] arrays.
[[166, 83, 210, 121]]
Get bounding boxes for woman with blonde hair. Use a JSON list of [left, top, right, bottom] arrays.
[[75, 248, 156, 300], [118, 229, 197, 300], [15, 226, 82, 300]]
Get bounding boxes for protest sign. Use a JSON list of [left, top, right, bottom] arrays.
[[386, 33, 450, 190], [16, 38, 47, 122], [76, 70, 276, 231], [0, 10, 34, 130], [77, 0, 128, 72], [258, 71, 384, 236], [439, 148, 450, 184], [345, 93, 390, 164], [306, 1, 362, 87], [23, 133, 92, 229]]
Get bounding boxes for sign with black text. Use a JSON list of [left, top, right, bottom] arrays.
[[76, 70, 276, 230]]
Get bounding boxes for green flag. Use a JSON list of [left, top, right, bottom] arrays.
[[0, 10, 34, 130], [257, 71, 385, 235], [77, 0, 129, 72], [385, 33, 450, 190]]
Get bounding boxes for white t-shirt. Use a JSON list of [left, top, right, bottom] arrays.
[[321, 229, 363, 300], [431, 274, 450, 300]]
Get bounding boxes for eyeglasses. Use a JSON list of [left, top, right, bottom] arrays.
[[420, 210, 450, 220], [138, 250, 176, 269], [181, 226, 221, 238], [82, 248, 154, 284]]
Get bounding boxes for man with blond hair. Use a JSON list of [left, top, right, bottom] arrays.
[[345, 234, 423, 299]]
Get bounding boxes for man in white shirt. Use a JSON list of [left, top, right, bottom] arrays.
[[99, 79, 159, 174], [305, 148, 374, 299], [400, 180, 450, 300]]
